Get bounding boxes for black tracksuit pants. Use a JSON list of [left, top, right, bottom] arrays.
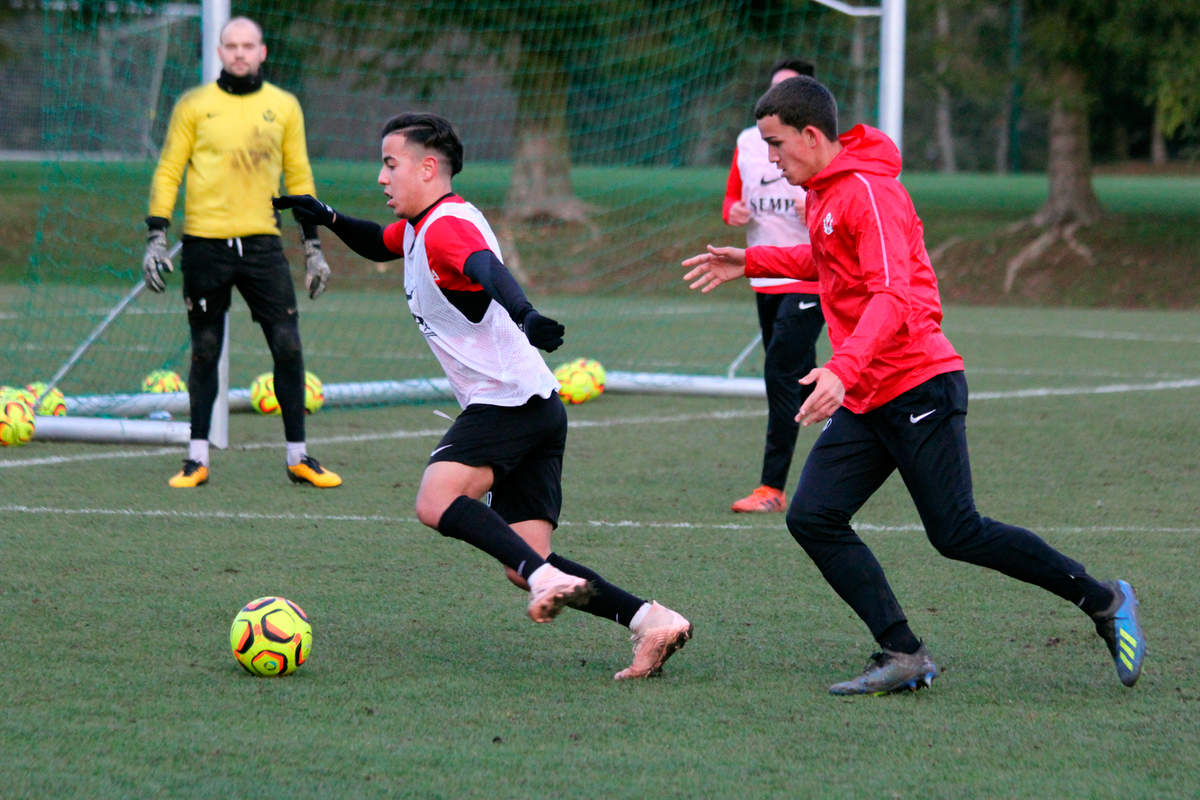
[[785, 370, 1100, 641], [756, 291, 825, 490]]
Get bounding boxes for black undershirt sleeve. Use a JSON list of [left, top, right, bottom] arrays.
[[324, 213, 398, 262], [462, 249, 534, 325]]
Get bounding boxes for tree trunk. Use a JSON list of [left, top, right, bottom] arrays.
[[994, 105, 1010, 174], [1034, 65, 1102, 227], [1150, 99, 1168, 166], [505, 51, 588, 222], [933, 2, 957, 173]]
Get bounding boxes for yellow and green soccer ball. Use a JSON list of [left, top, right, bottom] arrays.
[[142, 369, 186, 393], [0, 390, 36, 446], [229, 596, 312, 677], [249, 372, 280, 415], [24, 381, 67, 416], [1, 385, 37, 409], [303, 371, 324, 414], [250, 371, 323, 415], [553, 357, 606, 405]]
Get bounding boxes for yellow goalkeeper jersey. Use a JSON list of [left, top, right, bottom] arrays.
[[148, 80, 316, 238]]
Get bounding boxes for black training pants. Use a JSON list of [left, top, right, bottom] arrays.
[[756, 291, 824, 490], [785, 370, 1093, 640], [180, 235, 305, 443]]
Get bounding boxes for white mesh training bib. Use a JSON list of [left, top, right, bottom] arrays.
[[403, 200, 558, 408]]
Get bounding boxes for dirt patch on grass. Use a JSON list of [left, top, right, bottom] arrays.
[[933, 214, 1200, 309]]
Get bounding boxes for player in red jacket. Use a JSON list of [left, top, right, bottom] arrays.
[[683, 76, 1144, 695]]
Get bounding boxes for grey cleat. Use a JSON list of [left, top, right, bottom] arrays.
[[829, 644, 940, 696]]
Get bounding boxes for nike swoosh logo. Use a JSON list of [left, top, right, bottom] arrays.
[[909, 410, 936, 424], [430, 444, 453, 456], [798, 301, 818, 310], [760, 176, 784, 185]]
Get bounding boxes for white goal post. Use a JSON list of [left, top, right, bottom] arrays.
[[36, 1, 232, 447]]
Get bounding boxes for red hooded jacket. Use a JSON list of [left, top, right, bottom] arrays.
[[744, 124, 963, 414]]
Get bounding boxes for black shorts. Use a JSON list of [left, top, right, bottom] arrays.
[[428, 393, 565, 527], [181, 234, 297, 324]]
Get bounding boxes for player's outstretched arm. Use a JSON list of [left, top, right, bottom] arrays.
[[273, 195, 338, 299], [273, 194, 396, 264], [464, 250, 564, 352], [681, 244, 747, 293], [274, 193, 338, 226]]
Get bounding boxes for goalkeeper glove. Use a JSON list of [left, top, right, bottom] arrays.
[[302, 238, 331, 299], [273, 194, 337, 227], [142, 224, 173, 293], [519, 310, 564, 352]]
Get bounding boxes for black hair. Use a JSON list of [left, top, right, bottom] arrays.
[[767, 57, 815, 83], [379, 112, 464, 176], [753, 75, 838, 141]]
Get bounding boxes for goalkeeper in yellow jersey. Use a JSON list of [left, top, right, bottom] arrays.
[[142, 16, 340, 489]]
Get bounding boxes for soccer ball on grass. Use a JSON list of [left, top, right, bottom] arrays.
[[0, 391, 35, 446], [250, 371, 324, 415], [553, 358, 606, 405], [229, 596, 312, 676], [249, 372, 280, 415], [142, 369, 186, 393], [24, 381, 67, 416], [304, 371, 324, 414]]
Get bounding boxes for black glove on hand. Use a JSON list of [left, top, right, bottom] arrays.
[[273, 194, 337, 227], [519, 310, 564, 352]]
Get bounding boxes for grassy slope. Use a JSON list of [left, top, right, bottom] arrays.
[[2, 161, 1198, 307]]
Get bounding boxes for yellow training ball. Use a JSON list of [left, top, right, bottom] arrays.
[[553, 358, 605, 405]]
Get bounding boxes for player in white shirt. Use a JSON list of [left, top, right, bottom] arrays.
[[722, 58, 826, 513], [275, 112, 692, 680]]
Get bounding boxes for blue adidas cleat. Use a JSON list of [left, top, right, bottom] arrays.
[[1093, 580, 1145, 688]]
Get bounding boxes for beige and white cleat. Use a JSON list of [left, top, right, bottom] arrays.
[[614, 601, 693, 680]]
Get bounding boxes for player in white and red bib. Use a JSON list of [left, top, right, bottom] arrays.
[[275, 112, 692, 680], [722, 58, 825, 514]]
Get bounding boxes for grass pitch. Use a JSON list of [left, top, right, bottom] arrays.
[[2, 304, 1199, 798]]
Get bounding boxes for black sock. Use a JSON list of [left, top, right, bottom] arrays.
[[1076, 576, 1117, 617], [436, 496, 545, 580], [878, 621, 922, 655], [547, 553, 646, 628]]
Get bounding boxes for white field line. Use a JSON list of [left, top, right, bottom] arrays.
[[2, 376, 1198, 472], [1, 503, 1197, 535], [971, 377, 1200, 400], [950, 327, 1200, 345]]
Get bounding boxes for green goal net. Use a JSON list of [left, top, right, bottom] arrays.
[[0, 1, 879, 439]]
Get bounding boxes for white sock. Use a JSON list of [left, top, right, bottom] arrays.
[[629, 602, 653, 631], [286, 441, 306, 467], [188, 440, 209, 466]]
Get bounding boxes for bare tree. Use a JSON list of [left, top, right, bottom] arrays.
[[932, 1, 957, 173]]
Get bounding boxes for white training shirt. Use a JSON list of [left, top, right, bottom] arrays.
[[731, 125, 813, 293], [401, 199, 559, 408]]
